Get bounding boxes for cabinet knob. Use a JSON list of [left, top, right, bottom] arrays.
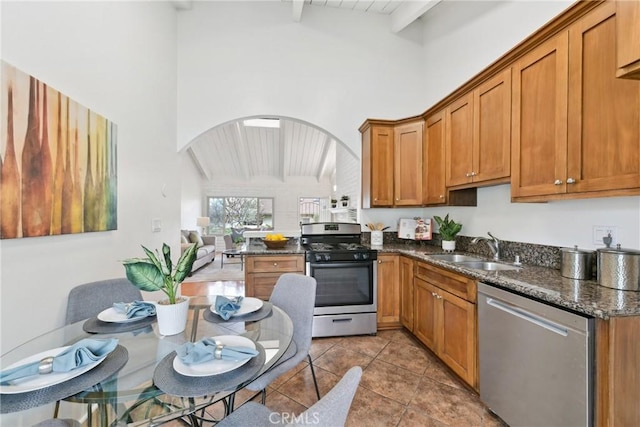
[[465, 172, 472, 177], [567, 178, 576, 184], [437, 295, 443, 299], [471, 171, 477, 176], [439, 195, 444, 199], [554, 179, 563, 185], [431, 292, 438, 297], [273, 263, 278, 266]]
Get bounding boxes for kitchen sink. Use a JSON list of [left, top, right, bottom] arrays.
[[455, 261, 521, 271], [429, 254, 484, 263]]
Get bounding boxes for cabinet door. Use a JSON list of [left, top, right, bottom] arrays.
[[568, 3, 640, 194], [362, 125, 394, 207], [394, 121, 423, 206], [439, 289, 477, 389], [616, 0, 640, 79], [511, 32, 568, 199], [414, 278, 438, 351], [376, 254, 400, 329], [399, 256, 415, 331], [424, 111, 447, 205], [473, 68, 511, 183], [445, 93, 474, 187]]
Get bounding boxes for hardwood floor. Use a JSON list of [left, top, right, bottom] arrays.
[[177, 280, 507, 427]]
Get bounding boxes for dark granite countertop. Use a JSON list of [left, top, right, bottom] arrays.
[[241, 239, 306, 255], [378, 244, 640, 320]]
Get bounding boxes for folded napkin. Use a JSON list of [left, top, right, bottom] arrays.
[[113, 301, 156, 319], [0, 338, 118, 385], [176, 337, 258, 365], [214, 296, 243, 320]]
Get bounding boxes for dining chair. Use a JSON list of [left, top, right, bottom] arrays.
[[244, 273, 320, 405], [65, 278, 143, 324], [32, 418, 81, 427], [217, 366, 362, 427]]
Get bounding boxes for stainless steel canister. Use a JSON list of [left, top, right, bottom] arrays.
[[560, 246, 595, 280], [597, 245, 640, 291]]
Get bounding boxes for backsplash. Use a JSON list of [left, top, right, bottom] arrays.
[[363, 232, 562, 270]]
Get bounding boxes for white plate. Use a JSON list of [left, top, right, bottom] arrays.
[[210, 297, 263, 318], [173, 335, 256, 377], [0, 346, 107, 394], [97, 307, 151, 323]]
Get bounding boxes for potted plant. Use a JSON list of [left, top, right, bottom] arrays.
[[123, 243, 197, 335], [331, 198, 337, 208], [433, 214, 463, 252], [340, 195, 350, 207]]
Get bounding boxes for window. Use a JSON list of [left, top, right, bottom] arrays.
[[206, 197, 274, 235], [299, 197, 321, 223]]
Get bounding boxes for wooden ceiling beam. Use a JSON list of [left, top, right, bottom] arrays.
[[292, 0, 304, 22], [234, 122, 251, 180], [390, 0, 440, 33], [316, 134, 332, 182]]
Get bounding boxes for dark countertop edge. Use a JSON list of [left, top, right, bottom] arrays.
[[377, 245, 640, 320]]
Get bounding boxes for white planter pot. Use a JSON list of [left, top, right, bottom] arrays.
[[155, 296, 189, 336], [442, 240, 456, 252], [371, 230, 383, 246]]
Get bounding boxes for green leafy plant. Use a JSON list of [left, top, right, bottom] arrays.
[[123, 243, 197, 304], [433, 214, 463, 241]]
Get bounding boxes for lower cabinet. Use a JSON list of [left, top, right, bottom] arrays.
[[399, 256, 415, 331], [413, 261, 478, 390], [377, 254, 401, 329], [244, 254, 305, 300]]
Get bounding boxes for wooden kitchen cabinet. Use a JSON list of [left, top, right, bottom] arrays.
[[244, 254, 305, 300], [423, 111, 447, 205], [616, 0, 640, 79], [376, 254, 401, 329], [413, 261, 477, 389], [512, 2, 640, 201], [360, 119, 423, 207], [399, 256, 415, 331], [445, 68, 511, 189], [361, 122, 394, 207], [393, 120, 423, 206]]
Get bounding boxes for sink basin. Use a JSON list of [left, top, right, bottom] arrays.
[[455, 261, 521, 271], [429, 254, 484, 263]]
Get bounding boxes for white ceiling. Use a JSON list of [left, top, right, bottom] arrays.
[[179, 1, 440, 183]]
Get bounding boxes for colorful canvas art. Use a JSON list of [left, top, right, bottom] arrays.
[[0, 61, 117, 239]]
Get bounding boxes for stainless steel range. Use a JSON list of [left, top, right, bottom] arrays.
[[301, 222, 378, 338]]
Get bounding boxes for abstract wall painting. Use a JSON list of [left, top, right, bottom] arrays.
[[0, 61, 117, 239]]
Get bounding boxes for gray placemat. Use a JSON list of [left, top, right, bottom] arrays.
[[83, 315, 156, 334], [203, 302, 273, 324], [153, 343, 266, 398], [0, 345, 128, 414]]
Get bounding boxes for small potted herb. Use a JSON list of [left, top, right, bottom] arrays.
[[340, 195, 350, 207], [433, 214, 463, 252], [331, 198, 338, 208]]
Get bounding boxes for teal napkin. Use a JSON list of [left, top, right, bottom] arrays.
[[113, 301, 156, 319], [0, 338, 118, 385], [177, 337, 258, 365], [214, 296, 243, 320]]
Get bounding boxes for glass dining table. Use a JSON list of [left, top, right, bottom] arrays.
[[0, 296, 294, 426]]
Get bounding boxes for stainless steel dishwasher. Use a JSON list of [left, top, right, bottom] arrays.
[[478, 283, 594, 427]]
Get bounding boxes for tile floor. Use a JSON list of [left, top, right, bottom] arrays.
[[177, 279, 507, 426]]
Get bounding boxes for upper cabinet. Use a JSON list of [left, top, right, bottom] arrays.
[[394, 121, 423, 206], [616, 0, 640, 79], [423, 111, 447, 205], [361, 119, 423, 208], [512, 1, 640, 201], [361, 122, 394, 207], [445, 69, 512, 189]]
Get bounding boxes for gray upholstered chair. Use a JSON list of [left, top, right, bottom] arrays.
[[218, 366, 362, 427], [32, 419, 81, 427], [224, 234, 234, 251], [65, 278, 143, 324], [243, 273, 320, 405]]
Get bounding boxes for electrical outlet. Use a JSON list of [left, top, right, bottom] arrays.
[[152, 218, 162, 232], [593, 225, 617, 246]]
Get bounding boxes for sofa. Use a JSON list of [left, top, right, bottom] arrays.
[[180, 229, 216, 272]]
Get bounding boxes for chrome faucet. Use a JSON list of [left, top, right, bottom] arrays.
[[472, 232, 501, 260]]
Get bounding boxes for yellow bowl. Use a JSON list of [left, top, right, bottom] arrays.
[[263, 238, 289, 249]]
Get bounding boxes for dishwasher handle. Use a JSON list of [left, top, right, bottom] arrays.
[[486, 297, 569, 337]]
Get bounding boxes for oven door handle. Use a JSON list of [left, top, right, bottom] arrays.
[[332, 318, 353, 323]]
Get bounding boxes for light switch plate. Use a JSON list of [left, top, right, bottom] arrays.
[[152, 218, 162, 232]]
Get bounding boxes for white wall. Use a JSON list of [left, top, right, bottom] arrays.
[[176, 1, 427, 157], [180, 151, 205, 229], [0, 0, 180, 359], [362, 0, 640, 251]]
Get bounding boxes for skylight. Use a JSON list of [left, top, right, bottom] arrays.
[[243, 118, 280, 128]]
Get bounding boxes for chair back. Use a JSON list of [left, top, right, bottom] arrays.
[[291, 366, 362, 426], [66, 278, 143, 324], [270, 273, 317, 356], [224, 234, 234, 250]]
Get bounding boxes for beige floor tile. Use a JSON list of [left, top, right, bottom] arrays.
[[376, 340, 433, 375], [335, 334, 390, 358], [309, 337, 343, 359], [276, 365, 340, 408], [346, 385, 406, 427], [313, 345, 373, 377], [397, 407, 451, 427], [267, 360, 308, 389], [376, 329, 421, 347]]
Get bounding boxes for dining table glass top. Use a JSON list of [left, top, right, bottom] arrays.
[[0, 296, 293, 426]]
